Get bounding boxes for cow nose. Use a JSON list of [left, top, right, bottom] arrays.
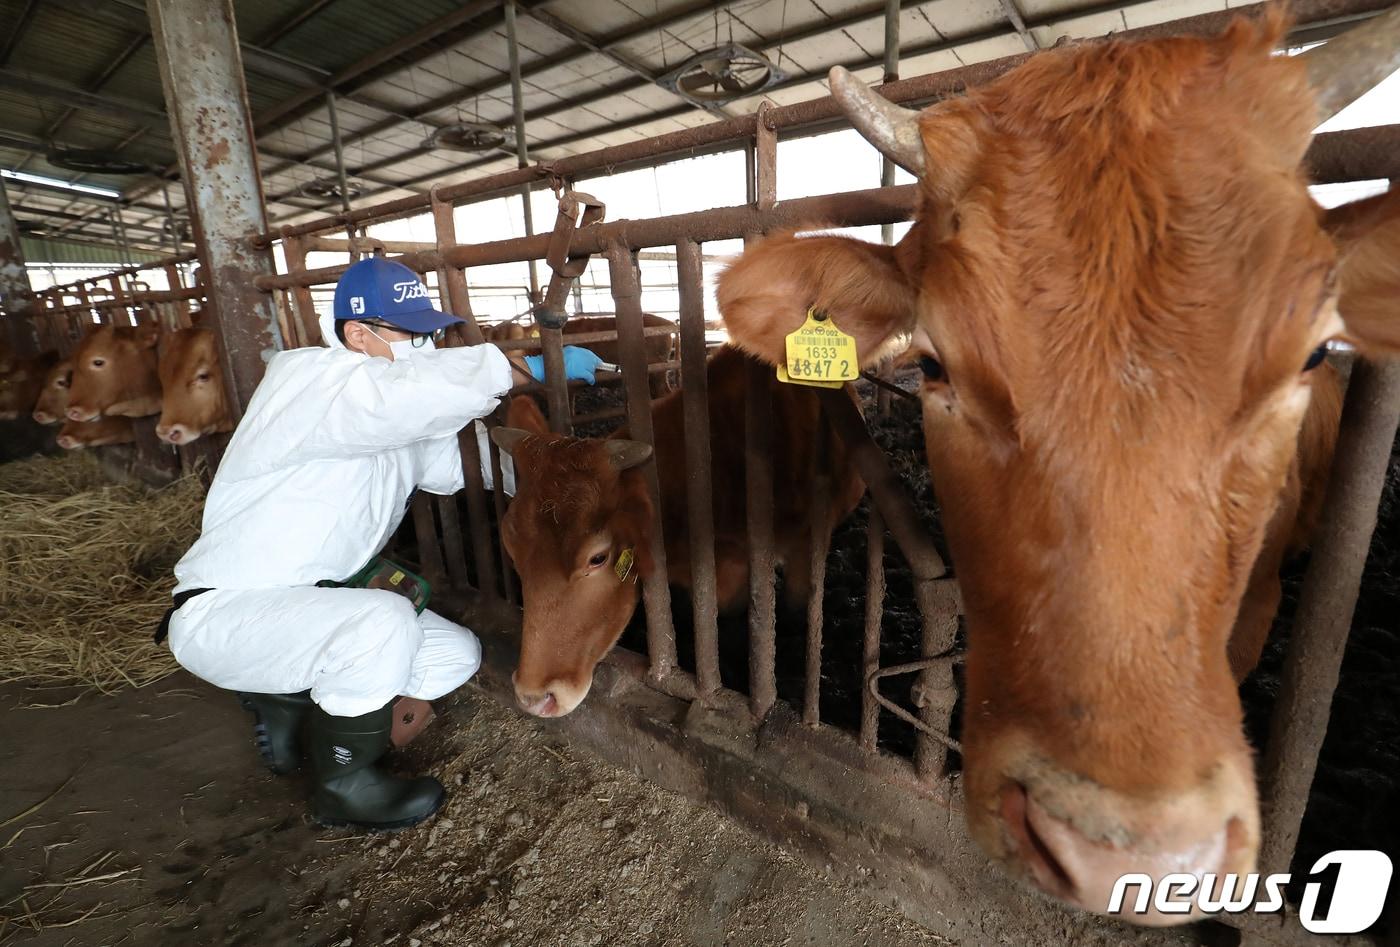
[[56, 434, 78, 450], [32, 411, 52, 424], [999, 782, 1246, 925], [65, 406, 86, 421], [516, 689, 559, 718], [158, 424, 184, 444]]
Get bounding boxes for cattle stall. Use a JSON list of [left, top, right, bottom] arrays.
[[9, 5, 1400, 945]]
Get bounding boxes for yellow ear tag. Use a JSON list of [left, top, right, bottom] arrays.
[[781, 308, 860, 387], [389, 570, 405, 585], [615, 548, 636, 583]]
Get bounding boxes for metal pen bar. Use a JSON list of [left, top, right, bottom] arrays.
[[860, 505, 887, 752], [486, 417, 518, 604], [1258, 359, 1400, 876], [410, 493, 447, 586], [675, 239, 721, 696], [606, 241, 677, 678], [804, 419, 834, 727], [744, 354, 779, 719]]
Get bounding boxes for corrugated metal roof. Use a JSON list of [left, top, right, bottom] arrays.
[[1, 0, 1307, 254]]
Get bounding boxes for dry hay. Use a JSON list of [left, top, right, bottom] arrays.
[[0, 453, 204, 693]]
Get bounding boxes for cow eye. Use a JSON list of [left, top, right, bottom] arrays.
[[919, 354, 945, 382], [91, 358, 105, 368], [1302, 344, 1328, 373], [588, 552, 609, 567], [56, 378, 68, 388], [195, 371, 211, 382]]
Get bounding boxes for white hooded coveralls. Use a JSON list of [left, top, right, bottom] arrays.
[[167, 314, 512, 716]]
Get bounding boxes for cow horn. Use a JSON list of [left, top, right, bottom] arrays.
[[1300, 4, 1400, 125], [489, 426, 532, 457], [605, 438, 653, 471], [828, 66, 926, 176]]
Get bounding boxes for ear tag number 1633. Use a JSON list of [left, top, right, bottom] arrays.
[[778, 308, 860, 388]]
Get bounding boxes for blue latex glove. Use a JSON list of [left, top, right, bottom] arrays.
[[522, 346, 605, 385]]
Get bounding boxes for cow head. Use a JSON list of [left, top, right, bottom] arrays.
[[66, 324, 162, 421], [717, 11, 1400, 924], [155, 327, 233, 445], [31, 358, 73, 425], [490, 397, 655, 717], [0, 350, 58, 420]]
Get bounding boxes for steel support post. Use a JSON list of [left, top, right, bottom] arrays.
[[0, 183, 40, 356], [148, 0, 282, 416]]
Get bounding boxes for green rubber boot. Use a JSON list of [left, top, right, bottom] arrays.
[[237, 691, 314, 775], [306, 703, 445, 831]]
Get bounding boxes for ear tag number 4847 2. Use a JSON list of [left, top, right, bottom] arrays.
[[778, 308, 859, 388]]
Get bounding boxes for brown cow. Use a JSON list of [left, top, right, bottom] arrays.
[[0, 350, 58, 420], [31, 358, 72, 425], [66, 323, 161, 421], [714, 11, 1400, 925], [55, 415, 136, 450], [490, 345, 865, 718], [155, 327, 233, 445]]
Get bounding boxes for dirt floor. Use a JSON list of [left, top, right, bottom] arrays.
[[0, 674, 953, 947]]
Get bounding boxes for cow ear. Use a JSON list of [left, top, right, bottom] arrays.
[[716, 232, 916, 369], [605, 438, 652, 470], [1326, 188, 1400, 356], [490, 427, 532, 457], [609, 469, 655, 578], [506, 395, 550, 434]]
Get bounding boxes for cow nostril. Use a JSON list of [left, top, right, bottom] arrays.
[[1001, 783, 1076, 899]]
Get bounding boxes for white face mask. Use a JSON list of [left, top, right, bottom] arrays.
[[364, 325, 436, 360]]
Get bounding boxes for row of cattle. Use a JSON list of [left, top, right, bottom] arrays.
[[0, 323, 232, 449], [484, 11, 1400, 928]]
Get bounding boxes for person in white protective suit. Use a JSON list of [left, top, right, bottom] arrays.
[[158, 254, 603, 831]]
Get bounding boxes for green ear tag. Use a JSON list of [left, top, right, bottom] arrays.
[[615, 548, 636, 583]]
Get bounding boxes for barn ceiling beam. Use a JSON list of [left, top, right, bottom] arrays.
[[0, 68, 167, 125], [523, 6, 734, 119], [996, 0, 1040, 52], [0, 0, 41, 68], [250, 0, 734, 187], [254, 0, 343, 48]]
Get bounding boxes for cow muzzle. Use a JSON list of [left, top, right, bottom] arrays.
[[512, 673, 591, 718], [978, 754, 1258, 926], [156, 422, 194, 445], [65, 405, 97, 423]]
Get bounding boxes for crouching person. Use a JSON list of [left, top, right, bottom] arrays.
[[157, 255, 602, 830]]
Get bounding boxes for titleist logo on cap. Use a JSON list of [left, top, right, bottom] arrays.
[[392, 281, 429, 304]]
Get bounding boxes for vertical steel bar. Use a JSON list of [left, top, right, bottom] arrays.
[[325, 90, 353, 217], [281, 234, 323, 346], [161, 181, 181, 255], [860, 506, 887, 751], [880, 0, 900, 247], [486, 422, 518, 604], [504, 0, 539, 297], [1258, 359, 1400, 876], [538, 327, 572, 434], [744, 356, 778, 718], [430, 189, 485, 344], [606, 241, 676, 679], [744, 101, 780, 718], [676, 239, 720, 695], [164, 263, 191, 327], [803, 419, 833, 727], [410, 493, 447, 586], [0, 181, 40, 356], [148, 0, 283, 416]]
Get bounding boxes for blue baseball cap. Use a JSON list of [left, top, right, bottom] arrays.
[[332, 256, 464, 334]]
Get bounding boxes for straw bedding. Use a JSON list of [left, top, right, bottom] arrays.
[[0, 453, 205, 693]]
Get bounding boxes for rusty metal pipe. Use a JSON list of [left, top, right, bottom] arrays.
[[745, 355, 779, 719], [1258, 358, 1400, 876], [675, 240, 721, 696], [607, 242, 677, 679]]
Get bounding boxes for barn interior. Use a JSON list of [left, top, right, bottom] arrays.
[[1, 0, 1398, 945]]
